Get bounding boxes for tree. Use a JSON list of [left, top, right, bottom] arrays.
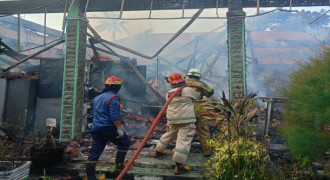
[[281, 48, 330, 166], [95, 12, 130, 41]]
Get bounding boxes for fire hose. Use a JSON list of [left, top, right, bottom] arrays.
[[116, 85, 187, 180]]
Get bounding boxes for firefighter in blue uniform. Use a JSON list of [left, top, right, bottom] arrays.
[[85, 76, 131, 180]]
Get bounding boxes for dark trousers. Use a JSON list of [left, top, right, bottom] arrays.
[[88, 126, 131, 161]]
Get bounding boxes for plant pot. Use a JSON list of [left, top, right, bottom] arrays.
[[0, 161, 31, 180], [30, 144, 65, 167]]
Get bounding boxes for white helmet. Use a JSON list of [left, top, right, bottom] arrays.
[[187, 68, 202, 78]]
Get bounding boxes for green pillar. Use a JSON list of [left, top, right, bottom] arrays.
[[60, 0, 87, 142], [227, 0, 246, 100]]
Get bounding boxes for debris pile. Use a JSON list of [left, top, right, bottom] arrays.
[[0, 71, 39, 80]]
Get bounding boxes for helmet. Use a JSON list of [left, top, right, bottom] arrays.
[[187, 68, 202, 78], [104, 76, 122, 85], [169, 73, 185, 84]]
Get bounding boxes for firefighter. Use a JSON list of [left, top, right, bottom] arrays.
[[153, 73, 200, 175], [186, 68, 214, 156], [85, 76, 131, 180]]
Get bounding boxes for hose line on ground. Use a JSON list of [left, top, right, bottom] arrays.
[[116, 85, 202, 180], [116, 85, 186, 180]]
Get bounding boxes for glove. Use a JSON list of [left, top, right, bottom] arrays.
[[117, 128, 125, 138], [87, 123, 93, 129]]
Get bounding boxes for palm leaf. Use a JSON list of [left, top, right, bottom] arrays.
[[246, 108, 258, 123]]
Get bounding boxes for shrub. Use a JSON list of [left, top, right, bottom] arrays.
[[0, 138, 9, 160], [282, 48, 330, 166], [205, 92, 270, 180], [206, 134, 269, 180]]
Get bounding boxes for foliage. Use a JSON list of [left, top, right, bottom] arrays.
[[95, 12, 130, 41], [0, 137, 9, 160], [0, 116, 32, 154], [206, 134, 269, 180], [38, 168, 54, 180], [274, 158, 329, 180], [0, 123, 28, 170], [34, 126, 57, 150], [205, 92, 270, 180], [281, 48, 330, 166], [0, 135, 26, 171]]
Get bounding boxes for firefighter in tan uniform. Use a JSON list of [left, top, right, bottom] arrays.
[[186, 69, 214, 156], [153, 73, 200, 175]]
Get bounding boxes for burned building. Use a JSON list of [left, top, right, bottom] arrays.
[[0, 15, 150, 138]]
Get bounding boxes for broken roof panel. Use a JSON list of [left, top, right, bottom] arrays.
[[0, 0, 328, 14]]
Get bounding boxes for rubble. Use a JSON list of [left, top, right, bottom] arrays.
[[0, 72, 39, 80]]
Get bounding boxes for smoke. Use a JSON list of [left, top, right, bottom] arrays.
[[1, 8, 329, 138], [245, 9, 330, 98]]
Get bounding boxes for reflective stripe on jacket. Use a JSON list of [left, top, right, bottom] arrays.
[[92, 91, 120, 132], [187, 78, 214, 98], [166, 87, 200, 125], [187, 78, 214, 113]]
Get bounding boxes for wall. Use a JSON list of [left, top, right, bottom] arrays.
[[34, 98, 62, 137], [34, 58, 63, 136], [4, 79, 38, 136], [0, 79, 7, 122]]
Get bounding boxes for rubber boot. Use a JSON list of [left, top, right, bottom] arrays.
[[174, 163, 191, 175], [85, 161, 105, 180], [114, 150, 132, 172], [153, 150, 167, 159], [200, 139, 212, 157]]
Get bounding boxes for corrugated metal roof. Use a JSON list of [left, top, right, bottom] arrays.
[[0, 0, 328, 14]]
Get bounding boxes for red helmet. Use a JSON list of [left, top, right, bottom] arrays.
[[104, 76, 122, 85], [169, 73, 185, 84]]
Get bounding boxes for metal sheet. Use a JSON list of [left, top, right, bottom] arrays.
[[4, 79, 38, 137], [0, 79, 7, 122], [38, 58, 64, 98]]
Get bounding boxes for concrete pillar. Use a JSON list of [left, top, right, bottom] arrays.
[[60, 0, 87, 142], [226, 0, 246, 100]]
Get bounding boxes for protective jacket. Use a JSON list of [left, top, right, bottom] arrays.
[[92, 91, 120, 132], [187, 78, 214, 156], [166, 87, 200, 125], [187, 78, 214, 98], [187, 78, 214, 113]]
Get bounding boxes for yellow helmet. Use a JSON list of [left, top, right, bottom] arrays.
[[187, 68, 202, 78]]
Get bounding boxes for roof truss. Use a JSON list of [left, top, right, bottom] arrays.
[[0, 0, 328, 14]]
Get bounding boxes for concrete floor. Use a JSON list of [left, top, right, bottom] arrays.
[[29, 141, 209, 180]]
